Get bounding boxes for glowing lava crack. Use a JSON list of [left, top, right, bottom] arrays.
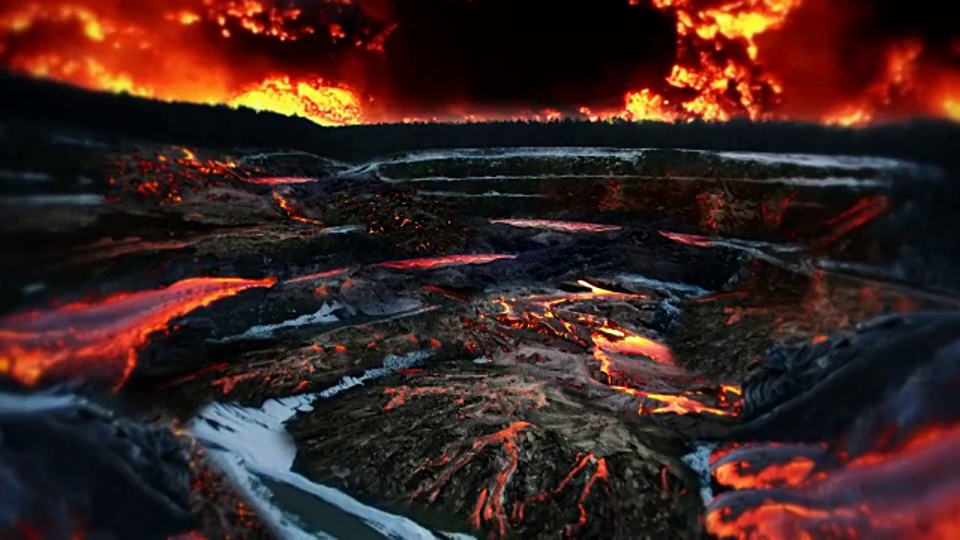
[[0, 276, 276, 389]]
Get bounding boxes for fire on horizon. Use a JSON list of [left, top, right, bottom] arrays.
[[1, 0, 958, 126]]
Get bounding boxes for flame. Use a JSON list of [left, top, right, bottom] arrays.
[[0, 276, 276, 389], [1, 0, 956, 124], [227, 76, 363, 126]]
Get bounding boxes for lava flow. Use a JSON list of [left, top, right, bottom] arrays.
[[706, 426, 960, 539], [0, 276, 276, 389], [384, 377, 613, 538], [480, 281, 742, 418], [410, 421, 533, 538], [242, 176, 317, 186], [271, 191, 324, 225], [1, 0, 957, 124], [489, 219, 624, 234], [378, 254, 517, 271], [107, 147, 249, 204], [705, 339, 960, 539]]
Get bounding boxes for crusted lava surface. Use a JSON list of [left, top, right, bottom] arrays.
[[1, 120, 958, 539]]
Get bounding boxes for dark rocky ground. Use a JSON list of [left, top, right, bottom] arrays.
[[1, 118, 958, 539]]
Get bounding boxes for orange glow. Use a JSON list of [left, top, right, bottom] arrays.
[[713, 455, 818, 489], [228, 76, 362, 126], [412, 421, 532, 537], [1, 0, 957, 125], [242, 176, 317, 185], [489, 219, 623, 234], [377, 254, 517, 271], [706, 424, 960, 538], [283, 267, 350, 284], [382, 376, 620, 535], [0, 276, 276, 390], [0, 2, 363, 125], [271, 191, 325, 225], [484, 283, 741, 418]]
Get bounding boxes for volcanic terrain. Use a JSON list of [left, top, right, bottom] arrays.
[[1, 115, 959, 539]]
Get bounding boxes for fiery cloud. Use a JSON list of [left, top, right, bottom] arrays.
[[0, 1, 957, 123]]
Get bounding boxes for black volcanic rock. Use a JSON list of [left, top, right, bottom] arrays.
[[733, 312, 960, 442], [0, 389, 196, 539]]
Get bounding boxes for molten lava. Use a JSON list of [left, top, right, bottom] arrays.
[[107, 147, 247, 204], [242, 176, 317, 185], [481, 281, 741, 418], [706, 339, 960, 539], [1, 0, 956, 125], [0, 276, 276, 389], [489, 219, 623, 234], [271, 191, 324, 225], [378, 254, 517, 271], [384, 377, 614, 538], [706, 426, 960, 539]]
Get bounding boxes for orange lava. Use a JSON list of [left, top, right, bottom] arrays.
[[283, 267, 351, 284], [712, 445, 822, 489], [405, 410, 614, 538], [485, 282, 742, 418], [242, 176, 317, 185], [378, 254, 517, 271], [382, 378, 547, 418], [489, 219, 623, 234], [511, 452, 614, 536], [413, 421, 532, 538], [108, 147, 246, 204], [592, 329, 675, 366], [706, 424, 960, 539], [383, 378, 620, 536], [0, 276, 276, 389], [271, 191, 325, 225], [1, 1, 957, 125]]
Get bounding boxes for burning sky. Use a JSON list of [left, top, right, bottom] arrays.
[[0, 0, 958, 126]]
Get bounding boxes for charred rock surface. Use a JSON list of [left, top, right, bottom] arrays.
[[0, 389, 195, 539], [734, 312, 960, 442], [0, 122, 958, 539], [290, 365, 699, 539]]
